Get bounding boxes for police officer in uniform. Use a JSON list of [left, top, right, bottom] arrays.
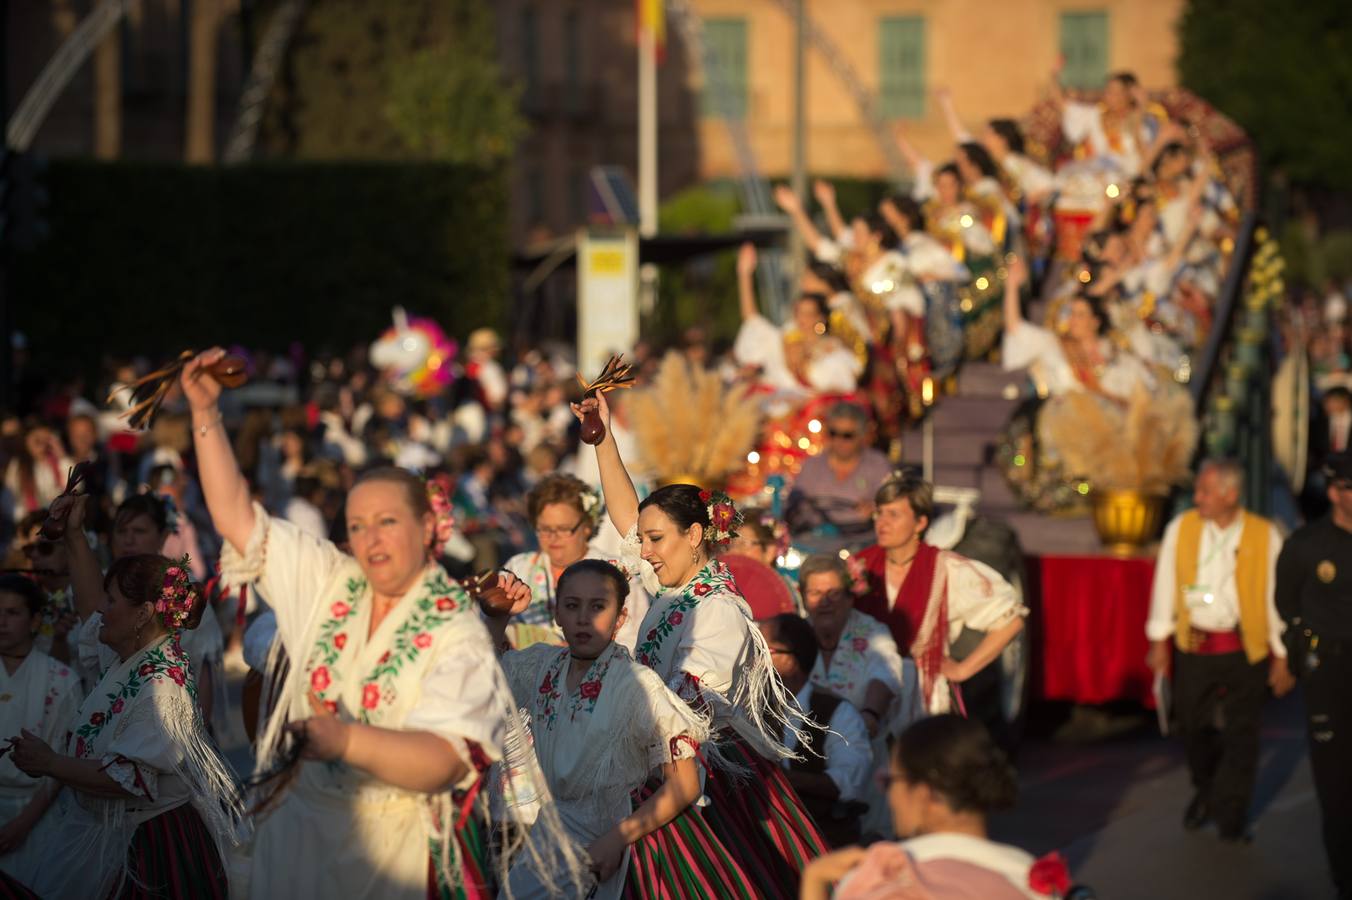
[[1276, 451, 1352, 899]]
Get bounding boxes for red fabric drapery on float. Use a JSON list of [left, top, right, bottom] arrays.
[[1030, 554, 1156, 707]]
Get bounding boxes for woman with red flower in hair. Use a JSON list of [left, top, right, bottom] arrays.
[[572, 393, 828, 897], [803, 715, 1077, 900], [481, 559, 707, 899], [7, 554, 242, 899]]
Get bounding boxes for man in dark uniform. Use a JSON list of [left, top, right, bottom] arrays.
[[1276, 451, 1352, 899]]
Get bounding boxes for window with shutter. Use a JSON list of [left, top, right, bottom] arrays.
[[1059, 11, 1110, 90], [701, 18, 748, 120], [879, 17, 926, 120]]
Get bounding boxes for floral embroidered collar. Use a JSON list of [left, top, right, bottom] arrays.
[[533, 641, 621, 731], [72, 635, 193, 758], [635, 559, 740, 668], [304, 566, 471, 724]]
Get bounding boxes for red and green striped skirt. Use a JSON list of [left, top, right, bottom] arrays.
[[113, 802, 228, 899], [625, 737, 827, 899]]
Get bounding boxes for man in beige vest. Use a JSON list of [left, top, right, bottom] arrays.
[[1146, 459, 1294, 842]]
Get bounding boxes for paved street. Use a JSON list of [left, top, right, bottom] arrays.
[[993, 695, 1333, 899]]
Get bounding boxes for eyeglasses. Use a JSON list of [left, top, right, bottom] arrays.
[[827, 429, 858, 439], [536, 520, 586, 539]]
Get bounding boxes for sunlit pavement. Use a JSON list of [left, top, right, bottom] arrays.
[[992, 694, 1332, 899]]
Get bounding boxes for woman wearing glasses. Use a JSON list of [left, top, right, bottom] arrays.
[[502, 473, 650, 650]]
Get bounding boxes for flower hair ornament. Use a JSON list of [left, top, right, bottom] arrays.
[[424, 474, 457, 558], [156, 555, 198, 630], [579, 484, 604, 528], [699, 489, 744, 548], [842, 553, 871, 597]]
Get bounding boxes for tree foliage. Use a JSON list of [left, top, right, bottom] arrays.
[[1178, 0, 1352, 192], [260, 0, 524, 164]]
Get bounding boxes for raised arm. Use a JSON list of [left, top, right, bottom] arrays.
[[936, 87, 973, 144], [736, 242, 761, 322], [812, 180, 849, 241], [891, 124, 925, 171], [182, 348, 256, 554], [570, 393, 640, 536], [774, 184, 825, 253], [53, 495, 103, 621]]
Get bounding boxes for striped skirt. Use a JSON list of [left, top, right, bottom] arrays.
[[427, 813, 493, 900], [626, 737, 827, 900], [113, 802, 227, 900]]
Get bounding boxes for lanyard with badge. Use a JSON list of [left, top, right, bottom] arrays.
[[1184, 525, 1238, 611]]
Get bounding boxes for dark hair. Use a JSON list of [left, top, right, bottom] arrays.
[[885, 194, 926, 234], [115, 494, 169, 533], [556, 559, 630, 610], [638, 484, 711, 546], [864, 212, 901, 250], [987, 118, 1025, 156], [935, 162, 964, 187], [526, 473, 595, 529], [797, 292, 831, 322], [958, 142, 1000, 180], [0, 574, 46, 617], [1325, 386, 1352, 405], [893, 715, 1018, 814], [103, 553, 172, 608], [765, 613, 818, 675], [807, 259, 852, 294], [1071, 293, 1112, 336], [733, 508, 776, 548], [1151, 141, 1188, 177], [1109, 71, 1139, 91], [353, 466, 431, 518]]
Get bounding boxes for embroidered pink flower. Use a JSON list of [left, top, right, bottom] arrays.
[[413, 633, 433, 649], [167, 666, 186, 686], [646, 629, 658, 641], [75, 736, 86, 756], [58, 667, 70, 677], [362, 683, 381, 710], [637, 652, 650, 665], [310, 666, 332, 693], [539, 673, 554, 695], [334, 633, 348, 650], [693, 583, 712, 597], [331, 601, 351, 618], [1028, 852, 1071, 897], [579, 681, 602, 700], [323, 700, 338, 714], [90, 711, 105, 726], [667, 611, 684, 626], [852, 637, 869, 652], [436, 597, 456, 612], [111, 698, 125, 714], [138, 663, 156, 677]]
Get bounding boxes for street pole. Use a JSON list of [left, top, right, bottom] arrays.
[[637, 19, 658, 317], [0, 0, 11, 415], [788, 0, 807, 306]]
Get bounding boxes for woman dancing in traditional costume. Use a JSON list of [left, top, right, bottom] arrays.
[[8, 554, 240, 899], [572, 392, 827, 897], [180, 348, 579, 900], [483, 559, 708, 899]]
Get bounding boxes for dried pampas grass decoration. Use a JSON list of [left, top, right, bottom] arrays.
[[628, 352, 762, 487], [1038, 384, 1198, 493]]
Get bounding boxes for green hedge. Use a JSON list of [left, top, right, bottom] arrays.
[[10, 160, 508, 371]]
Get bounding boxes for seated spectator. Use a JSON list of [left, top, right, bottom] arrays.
[[786, 402, 893, 542], [803, 715, 1073, 900], [760, 613, 872, 848]]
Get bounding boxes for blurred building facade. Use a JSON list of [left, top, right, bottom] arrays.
[[683, 0, 1185, 182]]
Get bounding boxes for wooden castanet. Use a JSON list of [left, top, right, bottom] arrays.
[[575, 354, 636, 446]]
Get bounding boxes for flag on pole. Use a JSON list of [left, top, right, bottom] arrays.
[[637, 0, 666, 63]]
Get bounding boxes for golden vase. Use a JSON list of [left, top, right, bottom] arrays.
[[1091, 490, 1168, 556]]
